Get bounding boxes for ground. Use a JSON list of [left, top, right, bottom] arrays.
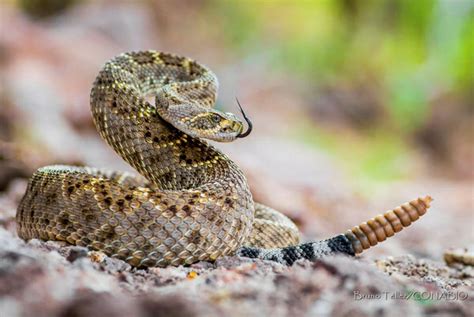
[[0, 178, 473, 317]]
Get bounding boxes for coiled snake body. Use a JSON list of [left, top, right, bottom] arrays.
[[17, 51, 432, 267]]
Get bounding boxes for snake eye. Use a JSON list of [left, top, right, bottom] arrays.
[[211, 114, 221, 123]]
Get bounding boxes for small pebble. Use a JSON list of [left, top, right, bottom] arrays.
[[66, 247, 89, 262]]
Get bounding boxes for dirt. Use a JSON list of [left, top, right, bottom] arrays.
[[0, 178, 473, 317]]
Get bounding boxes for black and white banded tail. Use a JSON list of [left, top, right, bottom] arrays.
[[238, 196, 432, 265]]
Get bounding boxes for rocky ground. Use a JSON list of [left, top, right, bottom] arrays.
[[0, 236, 474, 317], [1, 177, 473, 317], [1, 228, 473, 317]]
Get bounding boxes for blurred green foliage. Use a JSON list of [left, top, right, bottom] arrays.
[[9, 0, 473, 186], [209, 0, 473, 186], [210, 0, 473, 129], [296, 122, 413, 189], [18, 0, 77, 19]]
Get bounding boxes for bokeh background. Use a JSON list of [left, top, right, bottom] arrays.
[[0, 0, 473, 260]]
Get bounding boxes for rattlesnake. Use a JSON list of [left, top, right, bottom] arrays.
[[16, 51, 432, 267]]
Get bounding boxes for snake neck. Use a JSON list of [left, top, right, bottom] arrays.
[[90, 51, 245, 191]]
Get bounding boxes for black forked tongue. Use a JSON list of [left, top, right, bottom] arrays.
[[236, 98, 253, 138]]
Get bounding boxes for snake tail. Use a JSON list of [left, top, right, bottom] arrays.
[[237, 196, 432, 265]]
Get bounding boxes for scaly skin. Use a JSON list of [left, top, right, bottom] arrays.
[[16, 51, 431, 267], [238, 196, 432, 264]]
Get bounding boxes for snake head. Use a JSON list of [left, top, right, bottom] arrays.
[[176, 109, 246, 142], [160, 100, 252, 142]]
